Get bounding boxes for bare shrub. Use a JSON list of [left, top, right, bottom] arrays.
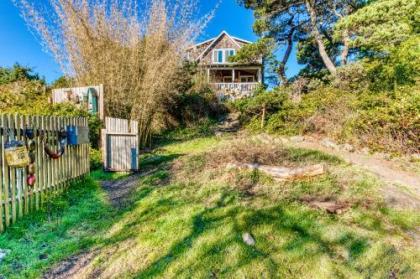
[[14, 0, 215, 145], [204, 138, 322, 169]]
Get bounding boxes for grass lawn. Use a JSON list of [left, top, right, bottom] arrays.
[[0, 132, 419, 278]]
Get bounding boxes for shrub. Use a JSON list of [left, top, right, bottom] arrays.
[[331, 62, 369, 92], [90, 148, 103, 170], [234, 83, 419, 154], [348, 86, 420, 152], [229, 88, 290, 129]]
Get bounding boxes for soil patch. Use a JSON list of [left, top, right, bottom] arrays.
[[42, 251, 97, 279], [300, 196, 350, 214]]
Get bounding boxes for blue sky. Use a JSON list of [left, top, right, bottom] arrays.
[[0, 0, 302, 83]]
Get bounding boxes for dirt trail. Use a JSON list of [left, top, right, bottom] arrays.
[[43, 171, 155, 279], [288, 137, 420, 210]]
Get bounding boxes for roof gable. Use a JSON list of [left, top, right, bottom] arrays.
[[194, 31, 249, 62]]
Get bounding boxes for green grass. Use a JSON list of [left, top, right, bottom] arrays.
[[0, 134, 419, 278], [90, 169, 130, 181], [0, 177, 115, 279]]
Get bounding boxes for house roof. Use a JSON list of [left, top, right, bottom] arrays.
[[188, 31, 252, 62]]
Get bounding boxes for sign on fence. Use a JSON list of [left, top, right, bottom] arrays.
[[102, 117, 139, 172], [0, 114, 90, 232]]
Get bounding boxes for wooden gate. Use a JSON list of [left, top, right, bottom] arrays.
[[102, 117, 139, 172]]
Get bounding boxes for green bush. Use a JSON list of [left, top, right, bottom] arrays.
[[232, 83, 419, 153], [348, 86, 420, 152], [90, 148, 103, 170]]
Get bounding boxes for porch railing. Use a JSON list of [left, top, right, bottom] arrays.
[[211, 82, 260, 100], [212, 82, 259, 92]]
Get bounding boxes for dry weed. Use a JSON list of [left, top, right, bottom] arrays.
[[206, 139, 304, 169]]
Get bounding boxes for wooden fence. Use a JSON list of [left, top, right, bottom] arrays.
[[0, 114, 90, 232], [102, 117, 139, 172]]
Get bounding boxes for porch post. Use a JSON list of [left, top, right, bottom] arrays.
[[257, 68, 262, 83], [207, 68, 210, 83], [232, 69, 235, 83]]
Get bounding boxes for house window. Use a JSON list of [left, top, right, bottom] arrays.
[[225, 49, 235, 61], [213, 49, 236, 63], [240, 76, 255, 83]]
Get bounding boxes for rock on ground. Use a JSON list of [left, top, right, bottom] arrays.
[[290, 136, 305, 143], [321, 138, 340, 150], [0, 249, 10, 264], [242, 232, 256, 246]]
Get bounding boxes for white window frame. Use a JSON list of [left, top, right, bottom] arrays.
[[240, 75, 255, 83], [212, 48, 236, 64]]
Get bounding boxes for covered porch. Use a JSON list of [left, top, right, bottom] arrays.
[[206, 68, 262, 83], [204, 67, 262, 100]]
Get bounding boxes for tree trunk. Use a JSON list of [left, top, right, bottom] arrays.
[[305, 0, 337, 75], [341, 29, 350, 65], [261, 103, 266, 129], [277, 31, 294, 85]]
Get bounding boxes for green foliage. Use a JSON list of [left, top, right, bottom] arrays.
[[232, 83, 419, 153], [335, 0, 419, 51], [169, 90, 225, 128], [0, 78, 47, 111], [348, 86, 420, 152], [160, 61, 226, 132], [90, 148, 102, 170], [50, 76, 74, 89], [296, 36, 337, 78], [229, 38, 274, 63], [364, 36, 420, 91], [229, 88, 289, 127], [0, 64, 43, 85]]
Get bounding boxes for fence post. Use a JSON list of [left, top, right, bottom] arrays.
[[0, 114, 90, 232]]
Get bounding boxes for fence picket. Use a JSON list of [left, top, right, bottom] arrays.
[[0, 116, 3, 232], [0, 114, 90, 232], [2, 115, 10, 227]]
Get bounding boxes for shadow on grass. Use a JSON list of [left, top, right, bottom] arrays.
[[0, 136, 408, 278], [0, 149, 182, 279], [123, 190, 370, 278]]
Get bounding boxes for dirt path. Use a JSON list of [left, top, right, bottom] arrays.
[[288, 137, 420, 210], [43, 170, 156, 279]]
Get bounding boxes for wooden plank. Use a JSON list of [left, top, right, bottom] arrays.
[[52, 116, 58, 191], [40, 115, 47, 206], [0, 115, 4, 232], [46, 115, 52, 194], [14, 114, 23, 218], [2, 115, 10, 228], [23, 115, 29, 214], [9, 114, 17, 224], [34, 115, 40, 210]]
